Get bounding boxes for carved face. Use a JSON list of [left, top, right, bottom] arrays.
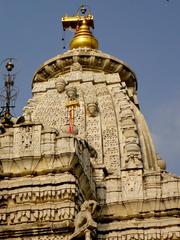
[[66, 87, 77, 100], [87, 103, 98, 117], [70, 62, 82, 71]]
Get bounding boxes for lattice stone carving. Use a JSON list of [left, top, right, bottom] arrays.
[[80, 82, 103, 163], [95, 83, 120, 173], [31, 90, 67, 133], [109, 83, 142, 169], [86, 116, 103, 163]]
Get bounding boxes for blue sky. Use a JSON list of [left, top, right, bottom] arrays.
[[0, 0, 179, 175]]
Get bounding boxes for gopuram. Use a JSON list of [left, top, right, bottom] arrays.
[[0, 5, 179, 240]]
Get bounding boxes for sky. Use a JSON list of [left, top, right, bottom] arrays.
[[0, 0, 179, 175]]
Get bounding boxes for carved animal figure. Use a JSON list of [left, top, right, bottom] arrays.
[[74, 200, 97, 231]]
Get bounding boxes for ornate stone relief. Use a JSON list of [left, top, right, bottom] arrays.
[[0, 47, 179, 240], [95, 83, 120, 174], [70, 200, 98, 240], [21, 235, 69, 240], [31, 91, 67, 133], [122, 169, 143, 200], [109, 83, 142, 170], [21, 126, 33, 149], [79, 82, 103, 164], [55, 77, 66, 93], [87, 102, 98, 117], [98, 230, 180, 240], [66, 86, 78, 100], [70, 62, 83, 72], [32, 49, 137, 103], [74, 200, 97, 231], [0, 172, 80, 228], [6, 205, 75, 225], [0, 201, 76, 226]]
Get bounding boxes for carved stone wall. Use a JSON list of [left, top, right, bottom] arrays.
[[0, 48, 179, 239], [0, 123, 97, 238]]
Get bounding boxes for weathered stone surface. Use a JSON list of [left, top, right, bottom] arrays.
[[0, 48, 179, 239]]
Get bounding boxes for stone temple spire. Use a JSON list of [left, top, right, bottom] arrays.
[[62, 5, 99, 49], [0, 5, 179, 240]]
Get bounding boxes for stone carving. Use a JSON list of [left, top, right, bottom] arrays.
[[23, 107, 33, 122], [7, 206, 75, 225], [70, 200, 97, 240], [87, 102, 98, 117], [0, 45, 179, 240], [66, 86, 78, 100], [55, 78, 66, 93], [157, 154, 166, 170], [85, 116, 103, 163], [109, 84, 143, 169], [70, 62, 82, 72], [122, 169, 143, 200], [124, 142, 142, 169], [31, 91, 67, 132], [80, 81, 103, 163], [1, 186, 77, 206], [97, 231, 180, 240], [95, 84, 120, 173], [21, 127, 33, 149], [23, 235, 68, 240], [74, 200, 97, 231], [124, 153, 142, 169]]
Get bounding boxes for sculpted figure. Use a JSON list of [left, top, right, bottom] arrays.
[[74, 200, 97, 232], [87, 102, 98, 117], [125, 153, 142, 169], [70, 62, 82, 72], [66, 86, 77, 100]]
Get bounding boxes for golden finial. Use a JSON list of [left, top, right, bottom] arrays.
[[61, 5, 99, 50]]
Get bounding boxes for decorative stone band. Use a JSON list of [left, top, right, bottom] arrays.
[[0, 222, 72, 239], [0, 132, 96, 200], [3, 236, 69, 240], [97, 230, 180, 240], [0, 203, 75, 225], [32, 49, 137, 94], [0, 183, 78, 206]]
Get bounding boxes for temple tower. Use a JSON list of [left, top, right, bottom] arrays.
[[0, 6, 179, 240]]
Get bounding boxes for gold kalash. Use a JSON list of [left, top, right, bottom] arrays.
[[61, 5, 99, 50]]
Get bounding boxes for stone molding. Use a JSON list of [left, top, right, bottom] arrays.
[[98, 229, 180, 240], [32, 49, 137, 95]]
